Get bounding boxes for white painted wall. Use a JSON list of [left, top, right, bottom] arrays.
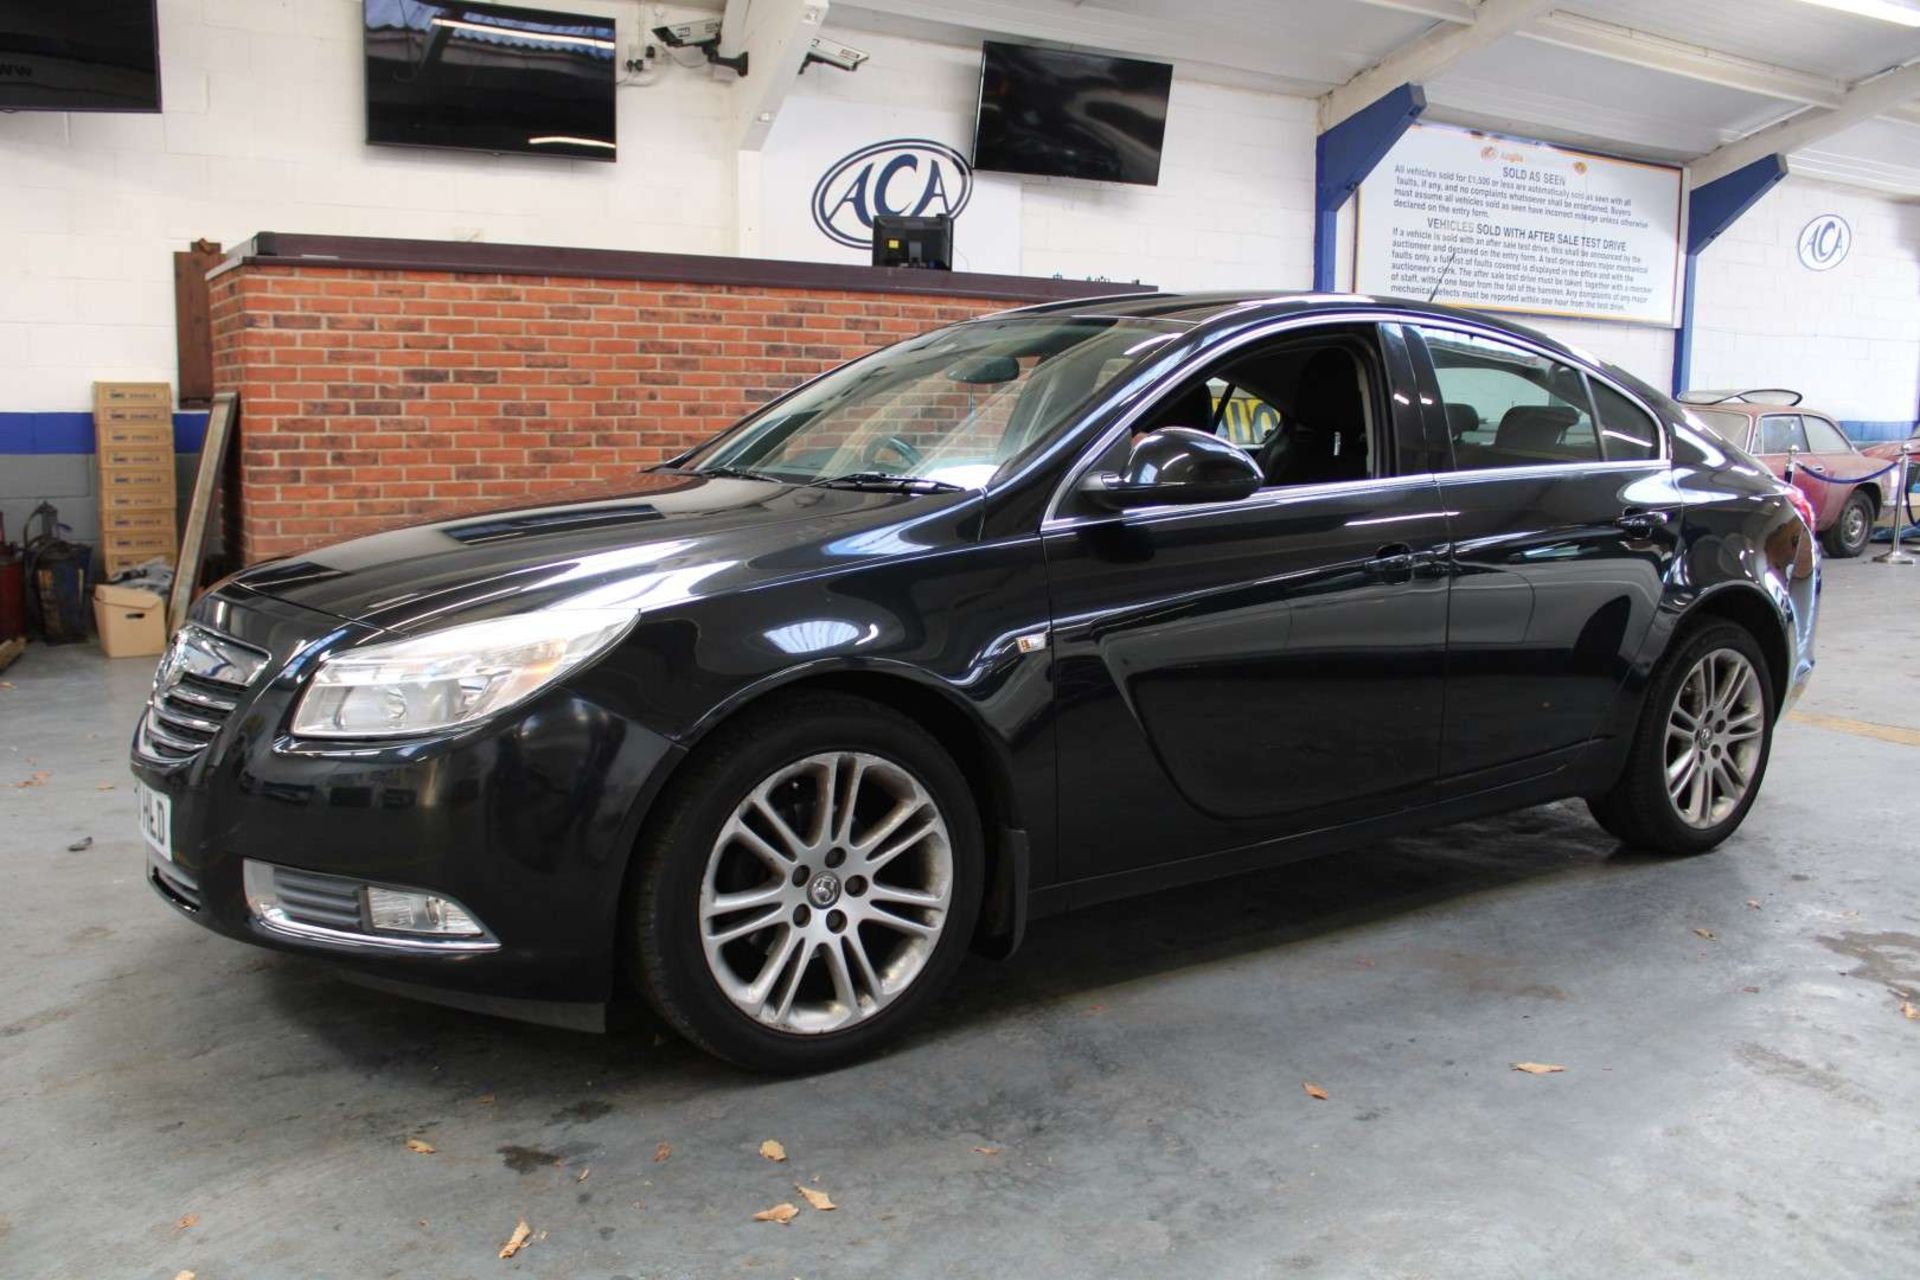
[[776, 30, 1318, 289], [0, 4, 1318, 415], [1690, 176, 1920, 424], [0, 0, 750, 413]]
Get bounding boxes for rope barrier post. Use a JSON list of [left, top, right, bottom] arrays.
[[1875, 444, 1915, 566]]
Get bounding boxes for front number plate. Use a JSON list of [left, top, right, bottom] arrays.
[[135, 781, 173, 862]]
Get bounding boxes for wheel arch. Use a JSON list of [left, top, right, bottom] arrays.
[[1681, 582, 1792, 711], [614, 663, 1030, 977]]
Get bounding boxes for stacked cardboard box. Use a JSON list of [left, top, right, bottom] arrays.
[[93, 382, 178, 577]]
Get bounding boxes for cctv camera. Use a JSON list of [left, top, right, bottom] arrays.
[[652, 18, 721, 47], [804, 36, 869, 72]]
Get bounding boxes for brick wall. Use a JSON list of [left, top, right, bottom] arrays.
[[209, 265, 1014, 562]]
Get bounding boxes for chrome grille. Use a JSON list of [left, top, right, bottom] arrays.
[[137, 626, 269, 765], [267, 866, 365, 931]]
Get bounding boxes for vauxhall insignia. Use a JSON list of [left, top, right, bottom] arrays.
[[810, 138, 973, 250]]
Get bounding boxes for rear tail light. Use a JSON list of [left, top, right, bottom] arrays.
[[1785, 485, 1818, 534]]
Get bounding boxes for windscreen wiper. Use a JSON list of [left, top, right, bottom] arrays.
[[808, 472, 968, 494], [659, 463, 783, 483]]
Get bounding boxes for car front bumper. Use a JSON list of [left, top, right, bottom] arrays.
[[131, 586, 681, 1028]]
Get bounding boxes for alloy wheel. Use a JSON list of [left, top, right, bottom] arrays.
[[1664, 648, 1765, 829], [698, 751, 953, 1034]]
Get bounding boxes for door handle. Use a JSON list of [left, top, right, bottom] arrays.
[[1367, 543, 1417, 578], [1615, 508, 1670, 537]]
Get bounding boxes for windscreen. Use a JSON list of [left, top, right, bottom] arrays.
[[688, 317, 1185, 488]]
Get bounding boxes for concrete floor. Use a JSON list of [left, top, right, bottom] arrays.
[[3, 561, 1917, 1280]]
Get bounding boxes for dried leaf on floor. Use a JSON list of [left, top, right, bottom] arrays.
[[1512, 1062, 1566, 1075], [652, 1141, 671, 1163], [406, 1138, 436, 1155], [16, 771, 48, 788], [1741, 985, 1761, 994], [575, 1167, 590, 1183], [753, 1203, 799, 1225], [1903, 1000, 1918, 1022], [96, 783, 114, 791], [475, 1093, 496, 1106], [498, 1220, 532, 1259], [971, 1145, 1001, 1156], [1693, 928, 1717, 940], [175, 1213, 198, 1230], [759, 1139, 787, 1162], [66, 837, 92, 852], [1302, 1082, 1329, 1100], [173, 1272, 194, 1280], [1745, 899, 1761, 910], [795, 1184, 837, 1212]]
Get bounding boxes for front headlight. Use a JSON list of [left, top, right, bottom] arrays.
[[290, 609, 637, 739]]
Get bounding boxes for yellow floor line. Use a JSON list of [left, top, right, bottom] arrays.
[[1787, 710, 1920, 748]]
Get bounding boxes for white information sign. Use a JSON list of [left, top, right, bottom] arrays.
[[1355, 124, 1683, 327]]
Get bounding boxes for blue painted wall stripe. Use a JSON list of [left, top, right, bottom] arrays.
[[1840, 420, 1919, 444], [0, 410, 210, 455]]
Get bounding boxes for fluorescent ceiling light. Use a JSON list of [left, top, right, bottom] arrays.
[[429, 16, 616, 49], [1788, 0, 1920, 27], [528, 135, 615, 149]]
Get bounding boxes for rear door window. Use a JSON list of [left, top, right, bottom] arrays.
[[1691, 409, 1752, 449], [1801, 415, 1853, 454], [1757, 414, 1810, 454], [1419, 328, 1600, 469], [1588, 379, 1661, 461]]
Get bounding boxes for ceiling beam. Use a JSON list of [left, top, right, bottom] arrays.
[[1691, 59, 1920, 183], [1356, 1, 1920, 131], [1322, 0, 1556, 129], [732, 0, 831, 150], [840, 0, 1346, 86], [1343, 0, 1475, 21], [1520, 12, 1848, 108]]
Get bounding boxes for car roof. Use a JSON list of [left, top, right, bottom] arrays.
[[1000, 290, 1587, 364], [1684, 402, 1840, 419]]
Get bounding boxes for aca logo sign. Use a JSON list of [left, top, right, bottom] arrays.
[[811, 139, 973, 250], [1797, 214, 1851, 272]]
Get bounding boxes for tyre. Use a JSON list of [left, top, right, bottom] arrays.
[[630, 691, 983, 1072], [1587, 621, 1775, 856], [1820, 489, 1874, 558]]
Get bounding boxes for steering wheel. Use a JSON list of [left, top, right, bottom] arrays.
[[862, 434, 923, 470]]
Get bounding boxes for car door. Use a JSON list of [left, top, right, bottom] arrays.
[[1753, 413, 1838, 525], [1406, 324, 1683, 786], [1800, 412, 1879, 519], [1043, 321, 1451, 886]]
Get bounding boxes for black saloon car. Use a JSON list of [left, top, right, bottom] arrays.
[[133, 293, 1819, 1071]]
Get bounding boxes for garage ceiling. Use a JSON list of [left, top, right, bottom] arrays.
[[829, 0, 1920, 195]]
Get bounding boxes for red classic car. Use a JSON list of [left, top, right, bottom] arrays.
[[1682, 390, 1896, 558]]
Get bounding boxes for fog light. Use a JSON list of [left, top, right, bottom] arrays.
[[365, 886, 483, 937]]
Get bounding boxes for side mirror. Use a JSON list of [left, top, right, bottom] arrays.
[[1077, 427, 1263, 511]]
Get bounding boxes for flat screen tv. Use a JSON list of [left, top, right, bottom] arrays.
[[364, 0, 616, 162], [0, 0, 160, 112], [972, 41, 1171, 186]]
